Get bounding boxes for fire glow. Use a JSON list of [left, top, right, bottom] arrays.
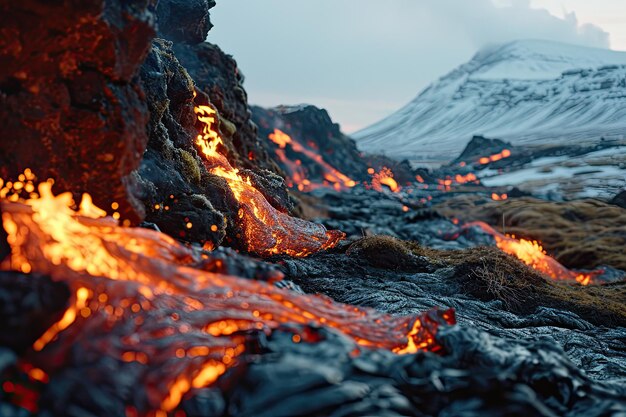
[[0, 176, 455, 415], [267, 129, 357, 192], [369, 167, 400, 193], [478, 149, 511, 165], [463, 221, 598, 285], [194, 105, 343, 257]]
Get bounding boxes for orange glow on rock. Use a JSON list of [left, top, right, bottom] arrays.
[[478, 149, 512, 165], [268, 129, 357, 192], [194, 106, 343, 257], [370, 167, 400, 193]]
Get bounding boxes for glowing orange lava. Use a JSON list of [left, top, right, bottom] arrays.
[[194, 106, 343, 257], [478, 149, 511, 165], [268, 129, 357, 192], [463, 221, 599, 285], [370, 167, 400, 193], [1, 175, 455, 415], [491, 193, 508, 201]]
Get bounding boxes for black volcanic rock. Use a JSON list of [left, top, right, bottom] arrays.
[[0, 206, 8, 263], [156, 0, 216, 44], [0, 0, 156, 223], [137, 38, 229, 246], [0, 272, 70, 354], [252, 105, 370, 183], [610, 189, 626, 209]]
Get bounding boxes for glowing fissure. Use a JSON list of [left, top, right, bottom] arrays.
[[1, 176, 455, 415], [369, 167, 400, 193], [268, 129, 357, 192], [194, 106, 344, 257], [463, 221, 599, 285]]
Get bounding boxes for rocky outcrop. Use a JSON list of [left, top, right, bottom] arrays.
[[137, 39, 229, 246], [156, 0, 216, 44], [253, 105, 370, 182], [0, 0, 156, 223]]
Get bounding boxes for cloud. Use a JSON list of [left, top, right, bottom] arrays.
[[209, 0, 611, 132]]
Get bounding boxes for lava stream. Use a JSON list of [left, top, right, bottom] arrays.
[[194, 105, 343, 257], [0, 181, 455, 415]]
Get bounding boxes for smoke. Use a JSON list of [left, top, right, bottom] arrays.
[[209, 0, 611, 132]]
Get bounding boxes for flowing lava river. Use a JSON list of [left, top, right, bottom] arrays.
[[0, 176, 454, 416]]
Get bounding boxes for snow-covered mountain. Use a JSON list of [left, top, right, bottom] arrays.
[[354, 40, 626, 166]]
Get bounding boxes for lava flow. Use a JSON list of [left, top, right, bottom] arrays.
[[194, 105, 344, 257], [369, 167, 401, 193], [268, 128, 357, 192], [463, 221, 599, 285], [0, 176, 455, 415], [478, 149, 511, 165]]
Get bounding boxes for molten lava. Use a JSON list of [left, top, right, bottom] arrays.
[[370, 167, 400, 193], [478, 149, 511, 165], [463, 221, 599, 285], [491, 193, 508, 201], [194, 105, 343, 257], [0, 175, 455, 415], [267, 129, 357, 192]]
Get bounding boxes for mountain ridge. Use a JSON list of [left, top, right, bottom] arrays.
[[354, 39, 626, 165]]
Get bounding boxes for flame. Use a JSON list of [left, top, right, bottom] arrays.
[[478, 149, 511, 165], [462, 221, 599, 285], [268, 129, 357, 192], [370, 167, 400, 193], [194, 106, 343, 257], [1, 178, 455, 415]]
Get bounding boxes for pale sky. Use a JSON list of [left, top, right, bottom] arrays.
[[209, 1, 626, 133]]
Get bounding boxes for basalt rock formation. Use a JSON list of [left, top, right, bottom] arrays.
[[0, 0, 155, 223]]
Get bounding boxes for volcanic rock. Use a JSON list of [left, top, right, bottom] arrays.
[[252, 105, 370, 182], [156, 0, 216, 44], [0, 0, 156, 223], [137, 38, 229, 246], [0, 272, 69, 353], [452, 135, 513, 164]]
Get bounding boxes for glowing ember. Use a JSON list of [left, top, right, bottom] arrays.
[[194, 105, 343, 257], [478, 149, 511, 165], [463, 221, 599, 285], [1, 178, 455, 415], [268, 129, 357, 192], [370, 167, 400, 193]]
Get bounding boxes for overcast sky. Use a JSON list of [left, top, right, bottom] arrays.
[[209, 0, 626, 133]]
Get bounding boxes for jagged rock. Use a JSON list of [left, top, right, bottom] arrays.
[[156, 0, 216, 44], [0, 272, 69, 353], [0, 0, 156, 223], [137, 39, 230, 246]]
